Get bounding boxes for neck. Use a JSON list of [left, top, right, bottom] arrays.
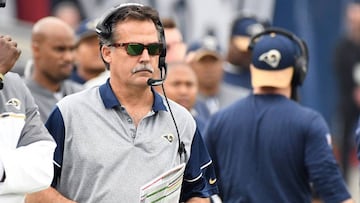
[[114, 84, 154, 126], [199, 85, 219, 97], [110, 79, 153, 108], [253, 86, 291, 98], [32, 69, 61, 92], [77, 67, 105, 81]]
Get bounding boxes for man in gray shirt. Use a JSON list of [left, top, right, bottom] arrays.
[[26, 3, 218, 203], [24, 17, 83, 122]]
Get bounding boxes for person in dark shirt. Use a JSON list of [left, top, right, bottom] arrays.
[[204, 28, 353, 203]]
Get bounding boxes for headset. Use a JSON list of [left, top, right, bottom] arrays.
[[95, 3, 186, 161], [95, 3, 167, 86], [248, 27, 309, 87]]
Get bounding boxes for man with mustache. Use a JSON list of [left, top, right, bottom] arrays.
[[24, 17, 83, 123], [26, 3, 218, 203]]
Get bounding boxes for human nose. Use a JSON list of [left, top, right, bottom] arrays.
[[63, 49, 75, 62], [139, 48, 150, 63], [178, 84, 188, 95]]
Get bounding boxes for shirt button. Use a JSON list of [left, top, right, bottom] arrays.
[[127, 118, 132, 123]]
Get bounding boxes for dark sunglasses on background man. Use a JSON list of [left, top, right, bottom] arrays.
[[110, 42, 163, 56]]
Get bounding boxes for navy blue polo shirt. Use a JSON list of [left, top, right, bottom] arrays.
[[204, 94, 351, 203]]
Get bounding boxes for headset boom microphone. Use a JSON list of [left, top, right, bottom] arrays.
[[147, 62, 167, 86]]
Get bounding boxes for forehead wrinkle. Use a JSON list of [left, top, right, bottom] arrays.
[[114, 19, 158, 42]]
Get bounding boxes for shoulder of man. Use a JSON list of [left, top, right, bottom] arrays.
[[62, 79, 85, 93]]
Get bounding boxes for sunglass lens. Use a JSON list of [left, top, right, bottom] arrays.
[[148, 43, 161, 55], [127, 44, 144, 56]]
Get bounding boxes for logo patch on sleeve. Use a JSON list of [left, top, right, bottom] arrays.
[[5, 98, 21, 110], [162, 133, 174, 143]]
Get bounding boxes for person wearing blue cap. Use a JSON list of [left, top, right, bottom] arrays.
[[186, 35, 224, 119], [221, 15, 268, 107], [334, 1, 360, 183], [70, 18, 109, 88], [162, 62, 208, 134], [203, 28, 354, 203], [187, 34, 248, 125]]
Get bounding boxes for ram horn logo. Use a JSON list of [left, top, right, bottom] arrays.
[[258, 49, 281, 68], [5, 98, 21, 110], [163, 133, 174, 143]]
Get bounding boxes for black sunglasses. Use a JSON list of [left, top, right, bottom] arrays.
[[110, 42, 163, 56]]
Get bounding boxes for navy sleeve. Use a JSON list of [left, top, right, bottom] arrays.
[[355, 116, 360, 161], [45, 107, 65, 187], [180, 128, 219, 202], [305, 114, 351, 202], [202, 115, 220, 166], [202, 114, 223, 198]]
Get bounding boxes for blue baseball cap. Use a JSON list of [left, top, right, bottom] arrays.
[[231, 16, 266, 51], [75, 19, 99, 45], [231, 17, 265, 37], [250, 33, 298, 88], [186, 35, 222, 62]]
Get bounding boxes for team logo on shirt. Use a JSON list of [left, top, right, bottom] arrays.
[[5, 98, 21, 110], [162, 133, 174, 143]]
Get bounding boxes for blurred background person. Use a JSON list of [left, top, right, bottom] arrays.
[[162, 17, 187, 63], [70, 18, 108, 88], [154, 17, 187, 93], [187, 35, 223, 115], [333, 1, 360, 182], [52, 1, 82, 30], [162, 62, 207, 133], [187, 34, 248, 119], [24, 17, 83, 122], [163, 61, 222, 203], [223, 15, 268, 91]]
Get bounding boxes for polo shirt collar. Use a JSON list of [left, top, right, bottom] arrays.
[[99, 79, 167, 112]]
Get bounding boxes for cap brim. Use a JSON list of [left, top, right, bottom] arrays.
[[233, 36, 251, 51], [250, 65, 294, 88], [76, 32, 97, 46], [187, 50, 221, 62]]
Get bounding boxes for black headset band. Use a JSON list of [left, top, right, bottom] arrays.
[[249, 27, 306, 55]]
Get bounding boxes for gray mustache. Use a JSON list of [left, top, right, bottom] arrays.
[[131, 65, 154, 74]]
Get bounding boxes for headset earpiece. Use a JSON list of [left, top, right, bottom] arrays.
[[247, 27, 309, 86], [293, 39, 308, 86], [154, 18, 167, 71]]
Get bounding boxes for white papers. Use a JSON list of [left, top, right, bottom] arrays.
[[140, 163, 186, 203]]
